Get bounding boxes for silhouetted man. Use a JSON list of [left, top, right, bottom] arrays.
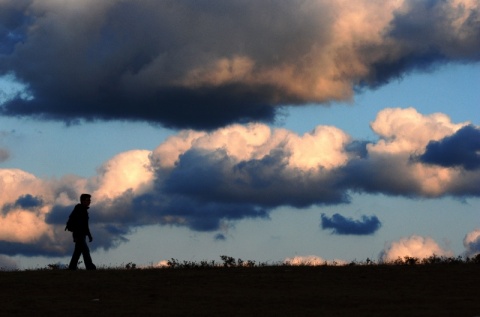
[[68, 194, 96, 270]]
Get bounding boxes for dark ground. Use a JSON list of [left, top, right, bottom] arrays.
[[1, 264, 480, 316]]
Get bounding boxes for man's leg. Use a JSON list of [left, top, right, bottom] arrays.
[[81, 240, 96, 270], [68, 239, 82, 270]]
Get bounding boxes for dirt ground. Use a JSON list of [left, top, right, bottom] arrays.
[[1, 265, 479, 316]]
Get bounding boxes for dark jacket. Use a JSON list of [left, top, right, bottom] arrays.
[[70, 204, 92, 239]]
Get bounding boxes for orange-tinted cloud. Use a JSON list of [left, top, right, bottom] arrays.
[[1, 0, 479, 129], [380, 235, 453, 262]]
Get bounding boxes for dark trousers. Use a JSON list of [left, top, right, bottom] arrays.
[[68, 235, 96, 270]]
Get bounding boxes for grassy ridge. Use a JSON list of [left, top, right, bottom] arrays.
[[1, 264, 480, 316]]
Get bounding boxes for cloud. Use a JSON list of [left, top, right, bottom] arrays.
[[321, 213, 381, 235], [150, 123, 353, 212], [342, 107, 479, 197], [1, 108, 480, 257], [284, 255, 346, 266], [417, 125, 480, 170], [362, 0, 480, 87], [214, 233, 226, 241], [0, 73, 32, 104], [463, 229, 480, 257], [379, 235, 453, 262], [0, 0, 479, 129], [91, 149, 155, 200], [2, 194, 43, 212], [0, 168, 124, 257]]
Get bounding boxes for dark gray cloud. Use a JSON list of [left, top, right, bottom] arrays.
[[13, 194, 43, 209], [214, 233, 227, 241], [2, 194, 43, 213], [0, 0, 479, 129], [321, 213, 382, 235], [132, 193, 269, 232], [0, 240, 61, 257], [162, 148, 349, 208], [0, 1, 30, 55], [361, 0, 480, 87], [340, 155, 424, 197], [45, 205, 70, 224], [417, 125, 480, 170], [345, 140, 370, 159]]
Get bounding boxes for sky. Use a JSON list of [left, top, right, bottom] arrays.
[[0, 0, 479, 269]]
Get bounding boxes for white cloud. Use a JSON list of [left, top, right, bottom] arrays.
[[0, 169, 85, 252], [365, 107, 476, 197], [0, 73, 33, 105], [151, 130, 207, 170], [369, 107, 466, 155], [153, 260, 169, 268], [284, 255, 346, 266], [284, 126, 351, 170], [380, 235, 453, 262], [151, 123, 351, 172], [147, 108, 476, 201], [0, 209, 51, 243], [92, 150, 154, 200], [0, 169, 42, 205]]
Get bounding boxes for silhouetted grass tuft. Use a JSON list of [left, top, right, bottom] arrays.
[[13, 253, 480, 272]]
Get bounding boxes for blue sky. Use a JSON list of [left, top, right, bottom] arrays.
[[0, 0, 479, 269]]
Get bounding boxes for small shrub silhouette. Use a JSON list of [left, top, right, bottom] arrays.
[[220, 255, 236, 267], [125, 262, 136, 270]]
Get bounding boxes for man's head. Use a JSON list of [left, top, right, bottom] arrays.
[[80, 193, 91, 207]]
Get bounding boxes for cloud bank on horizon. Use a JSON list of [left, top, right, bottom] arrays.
[[0, 107, 480, 258], [380, 235, 454, 262], [0, 0, 479, 129]]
